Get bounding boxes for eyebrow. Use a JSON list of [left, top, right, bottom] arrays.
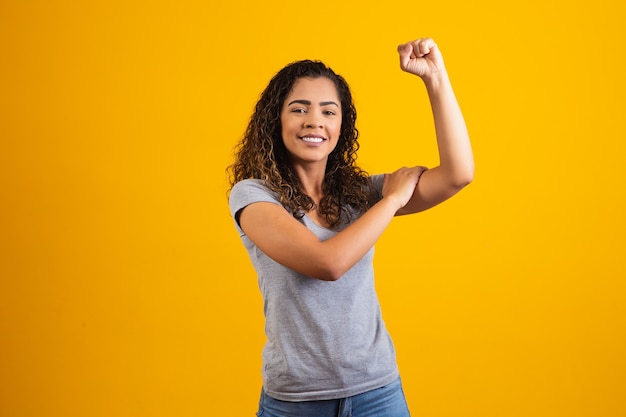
[[287, 99, 339, 107]]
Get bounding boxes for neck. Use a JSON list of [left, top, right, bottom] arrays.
[[292, 163, 326, 203]]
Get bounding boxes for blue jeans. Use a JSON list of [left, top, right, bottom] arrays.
[[256, 377, 411, 417]]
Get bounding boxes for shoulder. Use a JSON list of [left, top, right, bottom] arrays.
[[230, 178, 273, 196], [369, 174, 384, 194], [229, 179, 282, 219]]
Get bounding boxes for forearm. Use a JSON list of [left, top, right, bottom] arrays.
[[423, 70, 474, 186], [317, 196, 400, 280], [396, 71, 474, 215]]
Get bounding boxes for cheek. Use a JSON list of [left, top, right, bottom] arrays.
[[334, 121, 343, 138], [281, 116, 297, 133]]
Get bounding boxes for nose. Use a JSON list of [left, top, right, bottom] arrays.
[[304, 112, 323, 128]]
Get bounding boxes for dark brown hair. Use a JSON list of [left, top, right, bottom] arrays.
[[227, 60, 376, 228]]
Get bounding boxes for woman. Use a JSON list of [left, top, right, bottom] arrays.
[[228, 38, 473, 417]]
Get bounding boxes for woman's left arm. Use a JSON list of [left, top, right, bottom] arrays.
[[395, 38, 474, 215]]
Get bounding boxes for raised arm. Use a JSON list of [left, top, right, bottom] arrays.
[[395, 38, 474, 215]]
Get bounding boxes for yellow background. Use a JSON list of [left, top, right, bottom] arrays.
[[1, 0, 625, 416]]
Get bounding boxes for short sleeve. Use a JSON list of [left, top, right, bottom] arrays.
[[370, 174, 384, 196], [229, 179, 283, 233]]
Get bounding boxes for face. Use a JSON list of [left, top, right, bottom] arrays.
[[280, 77, 342, 168]]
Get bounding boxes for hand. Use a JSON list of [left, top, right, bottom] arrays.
[[397, 38, 445, 79], [382, 166, 428, 210]]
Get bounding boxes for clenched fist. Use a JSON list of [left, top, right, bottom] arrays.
[[397, 38, 445, 79]]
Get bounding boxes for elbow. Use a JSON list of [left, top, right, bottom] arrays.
[[451, 164, 474, 189], [455, 171, 474, 189], [312, 258, 348, 282], [439, 160, 474, 191], [306, 243, 363, 281], [315, 265, 345, 282], [317, 273, 342, 282]]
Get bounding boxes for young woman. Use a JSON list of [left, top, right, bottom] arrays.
[[228, 37, 474, 417]]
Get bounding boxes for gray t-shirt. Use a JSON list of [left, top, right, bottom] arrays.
[[229, 176, 399, 401]]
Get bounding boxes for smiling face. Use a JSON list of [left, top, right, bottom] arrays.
[[280, 76, 342, 168]]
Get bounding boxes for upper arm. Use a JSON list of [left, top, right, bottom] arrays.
[[396, 166, 471, 215]]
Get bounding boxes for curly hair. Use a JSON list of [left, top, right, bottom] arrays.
[[227, 60, 378, 229]]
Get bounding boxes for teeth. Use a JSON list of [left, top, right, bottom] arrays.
[[301, 137, 324, 143]]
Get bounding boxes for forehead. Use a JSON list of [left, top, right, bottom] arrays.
[[285, 77, 340, 102]]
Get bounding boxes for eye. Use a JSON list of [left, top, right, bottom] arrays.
[[324, 110, 336, 116], [291, 108, 306, 114]]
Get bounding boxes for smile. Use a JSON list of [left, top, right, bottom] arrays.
[[299, 136, 325, 143]]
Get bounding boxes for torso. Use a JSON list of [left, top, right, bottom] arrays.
[[306, 208, 332, 229]]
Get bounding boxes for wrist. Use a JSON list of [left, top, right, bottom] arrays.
[[421, 69, 450, 91], [379, 194, 406, 214]]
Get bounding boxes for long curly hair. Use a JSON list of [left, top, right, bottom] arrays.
[[227, 60, 377, 229]]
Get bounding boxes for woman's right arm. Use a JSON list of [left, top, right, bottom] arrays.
[[238, 167, 424, 281]]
